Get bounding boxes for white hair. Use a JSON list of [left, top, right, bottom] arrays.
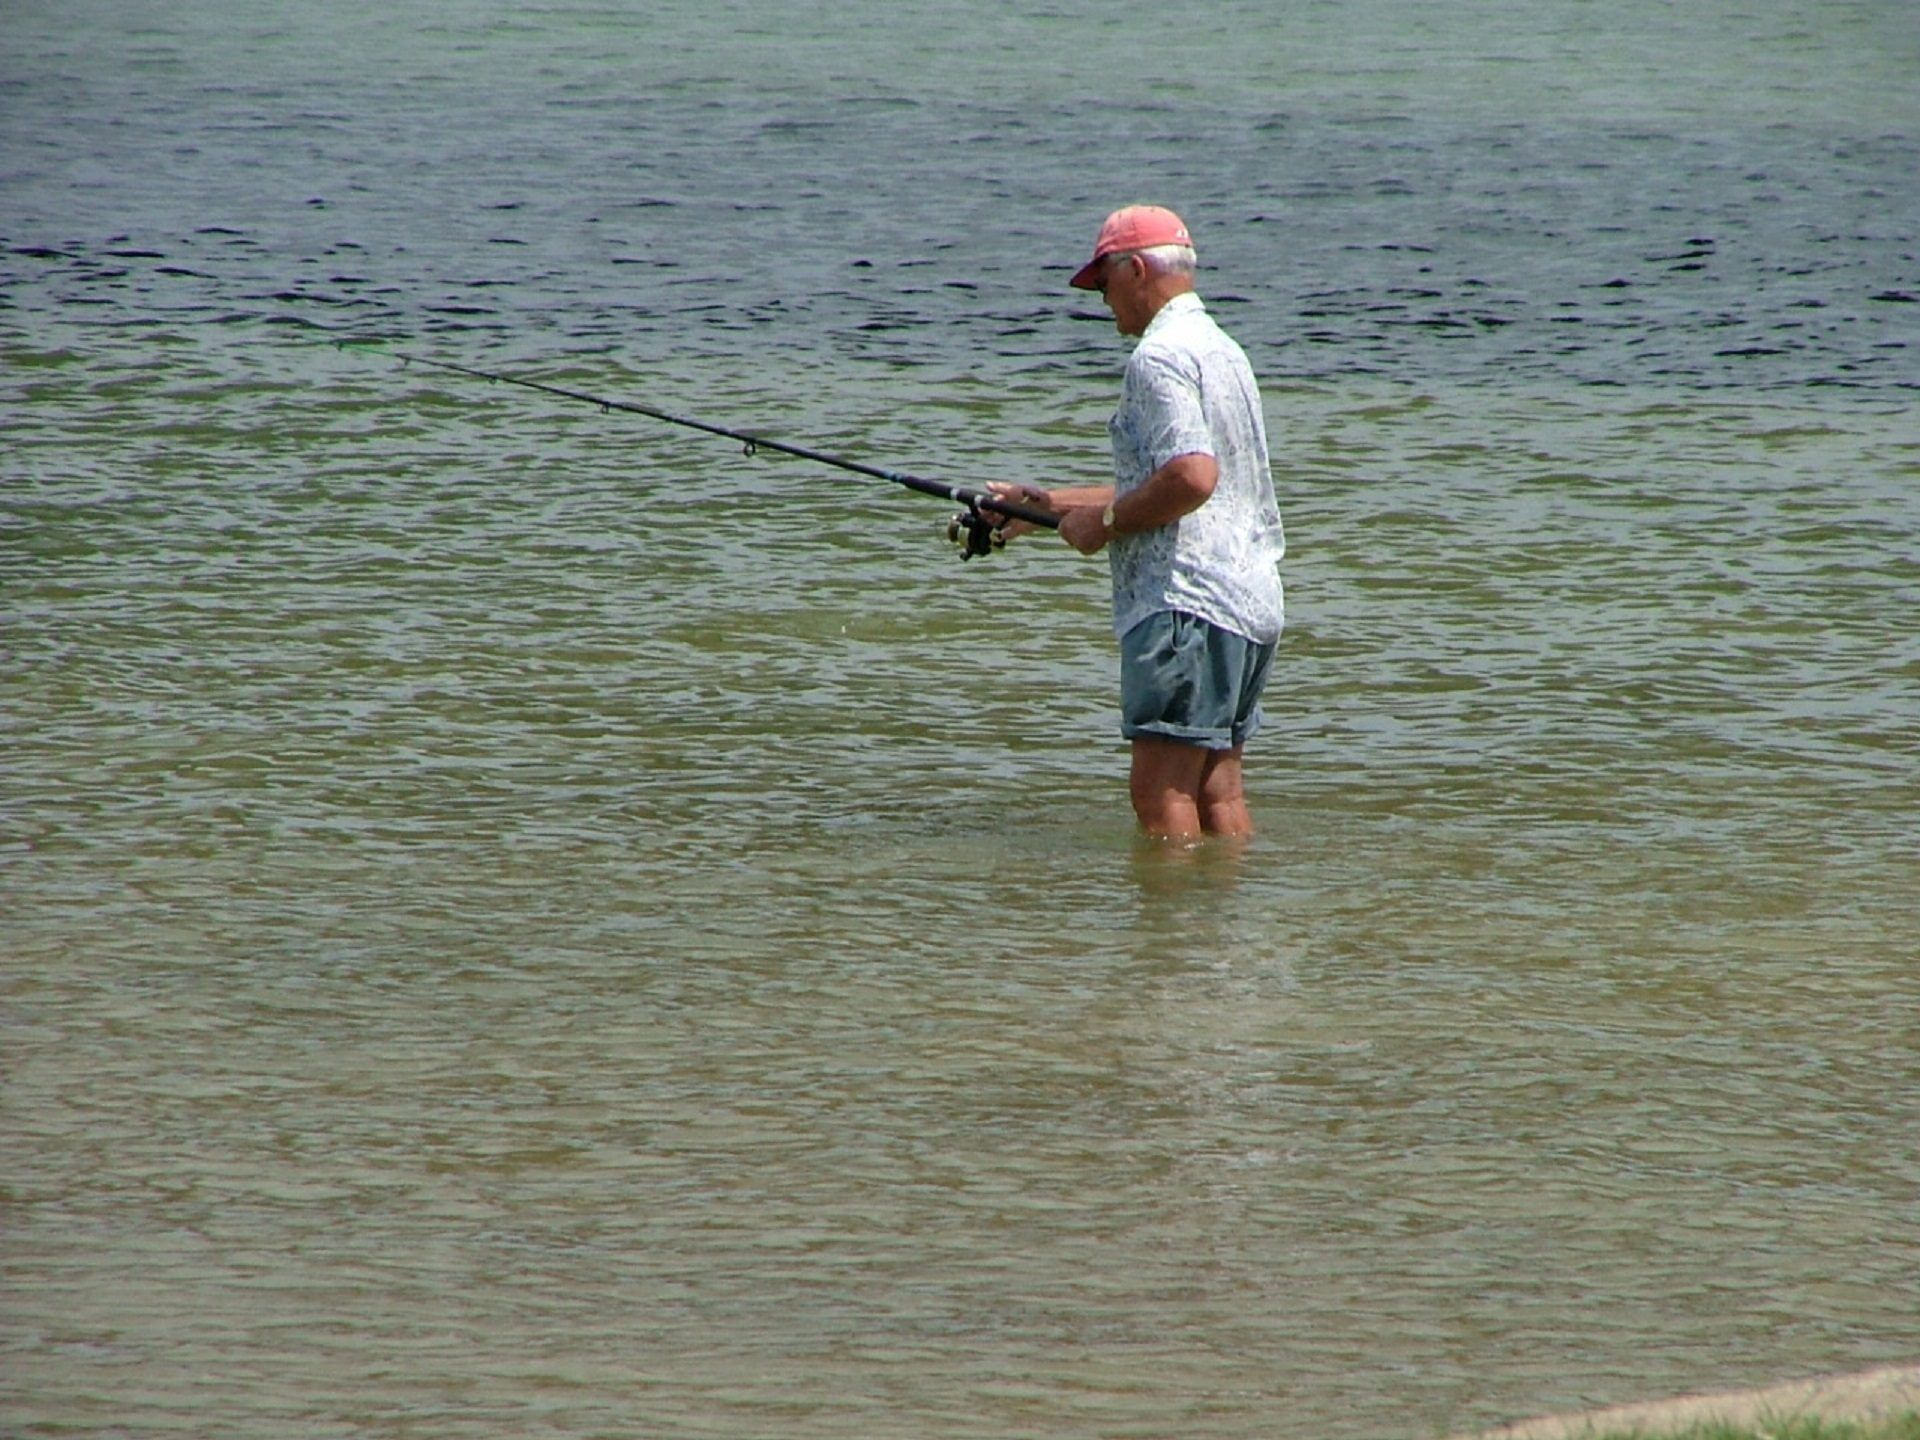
[[1122, 243, 1197, 278]]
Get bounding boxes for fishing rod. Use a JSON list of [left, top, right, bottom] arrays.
[[395, 353, 1058, 559]]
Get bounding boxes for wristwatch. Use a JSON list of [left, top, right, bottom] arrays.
[[1101, 501, 1117, 534]]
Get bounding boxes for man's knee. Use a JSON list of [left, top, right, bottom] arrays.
[[1129, 738, 1208, 838], [1196, 748, 1253, 837], [1199, 747, 1246, 806]]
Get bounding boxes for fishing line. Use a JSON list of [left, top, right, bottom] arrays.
[[392, 353, 1057, 559]]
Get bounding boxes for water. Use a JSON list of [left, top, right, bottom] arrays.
[[3, 3, 1918, 1437]]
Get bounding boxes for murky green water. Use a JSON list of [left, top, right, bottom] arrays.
[[4, 2, 1917, 1436]]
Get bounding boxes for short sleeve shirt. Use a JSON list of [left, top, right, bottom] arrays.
[[1106, 293, 1285, 644]]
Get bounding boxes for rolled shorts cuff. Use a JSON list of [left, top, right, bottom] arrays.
[[1123, 716, 1260, 749]]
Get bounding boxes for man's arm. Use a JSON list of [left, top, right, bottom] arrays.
[[981, 482, 1112, 540], [985, 450, 1217, 552], [1057, 452, 1217, 554]]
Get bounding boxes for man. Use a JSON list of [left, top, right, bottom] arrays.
[[990, 205, 1285, 842]]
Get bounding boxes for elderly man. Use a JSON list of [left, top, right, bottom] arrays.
[[992, 206, 1285, 842]]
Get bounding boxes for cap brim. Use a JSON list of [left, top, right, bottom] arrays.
[[1069, 257, 1103, 290]]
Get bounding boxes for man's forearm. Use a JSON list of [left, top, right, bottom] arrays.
[[1108, 453, 1218, 533], [1048, 484, 1114, 509]]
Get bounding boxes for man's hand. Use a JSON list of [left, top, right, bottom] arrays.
[[1057, 505, 1110, 555], [982, 483, 1057, 542]]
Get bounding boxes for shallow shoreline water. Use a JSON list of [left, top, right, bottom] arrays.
[[1466, 1364, 1920, 1439]]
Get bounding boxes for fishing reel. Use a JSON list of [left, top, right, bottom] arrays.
[[946, 505, 1006, 560]]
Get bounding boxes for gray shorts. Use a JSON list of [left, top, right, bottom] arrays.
[[1119, 610, 1276, 751]]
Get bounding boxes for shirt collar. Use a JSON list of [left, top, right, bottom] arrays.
[[1141, 290, 1206, 340]]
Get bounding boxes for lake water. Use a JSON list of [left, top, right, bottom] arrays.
[[3, 2, 1917, 1437]]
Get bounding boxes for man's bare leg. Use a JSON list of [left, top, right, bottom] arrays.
[[1197, 745, 1253, 839], [1129, 736, 1207, 839], [1128, 737, 1254, 841]]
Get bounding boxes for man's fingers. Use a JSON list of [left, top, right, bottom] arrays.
[[995, 517, 1039, 541]]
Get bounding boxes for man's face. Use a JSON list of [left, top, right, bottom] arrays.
[[1098, 251, 1148, 336]]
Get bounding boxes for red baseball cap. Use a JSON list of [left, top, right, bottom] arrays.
[[1070, 205, 1194, 290]]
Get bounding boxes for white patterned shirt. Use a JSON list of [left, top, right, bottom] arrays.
[[1106, 292, 1285, 644]]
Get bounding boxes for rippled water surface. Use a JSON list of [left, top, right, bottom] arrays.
[[4, 3, 1918, 1437]]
